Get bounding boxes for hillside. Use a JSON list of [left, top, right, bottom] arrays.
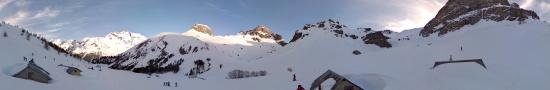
[[53, 31, 147, 60]]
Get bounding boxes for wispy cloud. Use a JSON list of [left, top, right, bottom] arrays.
[[379, 0, 446, 31], [5, 10, 29, 24], [0, 0, 15, 11], [14, 0, 29, 7], [32, 7, 59, 19], [4, 6, 60, 25], [520, 0, 534, 8], [46, 28, 62, 33], [205, 2, 240, 18]]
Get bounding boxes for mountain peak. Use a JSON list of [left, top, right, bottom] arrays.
[[105, 31, 145, 41], [190, 24, 213, 36], [420, 0, 539, 37], [55, 30, 147, 58], [240, 25, 286, 45], [241, 25, 276, 38], [289, 19, 348, 43]]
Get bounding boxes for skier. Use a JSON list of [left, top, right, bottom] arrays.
[[293, 74, 297, 81], [449, 55, 453, 61]]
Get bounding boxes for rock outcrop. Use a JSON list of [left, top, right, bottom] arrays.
[[362, 31, 392, 48], [420, 0, 539, 37], [191, 24, 214, 36], [289, 19, 348, 43], [240, 25, 286, 46]]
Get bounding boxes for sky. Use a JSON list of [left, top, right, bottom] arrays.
[[0, 0, 549, 40]]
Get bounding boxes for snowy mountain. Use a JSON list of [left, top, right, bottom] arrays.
[[0, 23, 105, 89], [53, 31, 147, 59], [420, 0, 539, 37], [102, 24, 283, 75], [239, 25, 286, 46], [288, 19, 393, 48]]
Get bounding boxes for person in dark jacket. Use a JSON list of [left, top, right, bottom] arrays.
[[293, 74, 296, 81], [297, 85, 305, 90]]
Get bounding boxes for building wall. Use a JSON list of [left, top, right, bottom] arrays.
[[13, 68, 51, 83], [333, 81, 363, 90]]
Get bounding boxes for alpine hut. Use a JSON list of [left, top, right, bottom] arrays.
[[310, 70, 364, 90], [12, 60, 52, 83]]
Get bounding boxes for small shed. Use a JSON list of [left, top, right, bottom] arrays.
[[66, 67, 82, 76], [310, 70, 364, 90], [12, 60, 52, 83]]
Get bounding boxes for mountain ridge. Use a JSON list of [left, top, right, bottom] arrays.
[[420, 0, 540, 37]]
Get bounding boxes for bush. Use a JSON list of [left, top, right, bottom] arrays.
[[44, 42, 50, 50], [227, 70, 267, 79], [186, 59, 211, 78]]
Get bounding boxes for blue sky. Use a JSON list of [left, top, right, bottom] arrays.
[[1, 0, 549, 40]]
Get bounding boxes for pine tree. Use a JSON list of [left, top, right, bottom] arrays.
[[26, 33, 30, 40], [44, 42, 50, 50]]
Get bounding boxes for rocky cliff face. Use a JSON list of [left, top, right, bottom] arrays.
[[362, 31, 392, 48], [240, 25, 286, 46], [420, 0, 539, 37], [289, 19, 350, 43], [191, 24, 214, 36], [287, 19, 392, 48]]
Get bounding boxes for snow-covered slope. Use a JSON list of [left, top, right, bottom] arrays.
[[2, 19, 550, 90], [243, 19, 550, 90], [53, 31, 147, 58], [0, 23, 103, 89]]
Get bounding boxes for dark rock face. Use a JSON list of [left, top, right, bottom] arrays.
[[186, 59, 212, 77], [289, 19, 348, 43], [240, 25, 287, 46], [289, 31, 304, 43], [420, 0, 539, 37], [362, 32, 392, 48], [352, 50, 362, 55]]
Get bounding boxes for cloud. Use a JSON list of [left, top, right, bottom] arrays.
[[32, 7, 60, 19], [1, 2, 64, 39], [0, 0, 15, 11], [205, 2, 240, 18], [4, 6, 60, 25], [48, 22, 69, 28], [14, 0, 29, 7], [5, 10, 29, 24], [46, 28, 62, 33], [539, 1, 550, 12], [520, 0, 534, 8], [378, 0, 446, 31]]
